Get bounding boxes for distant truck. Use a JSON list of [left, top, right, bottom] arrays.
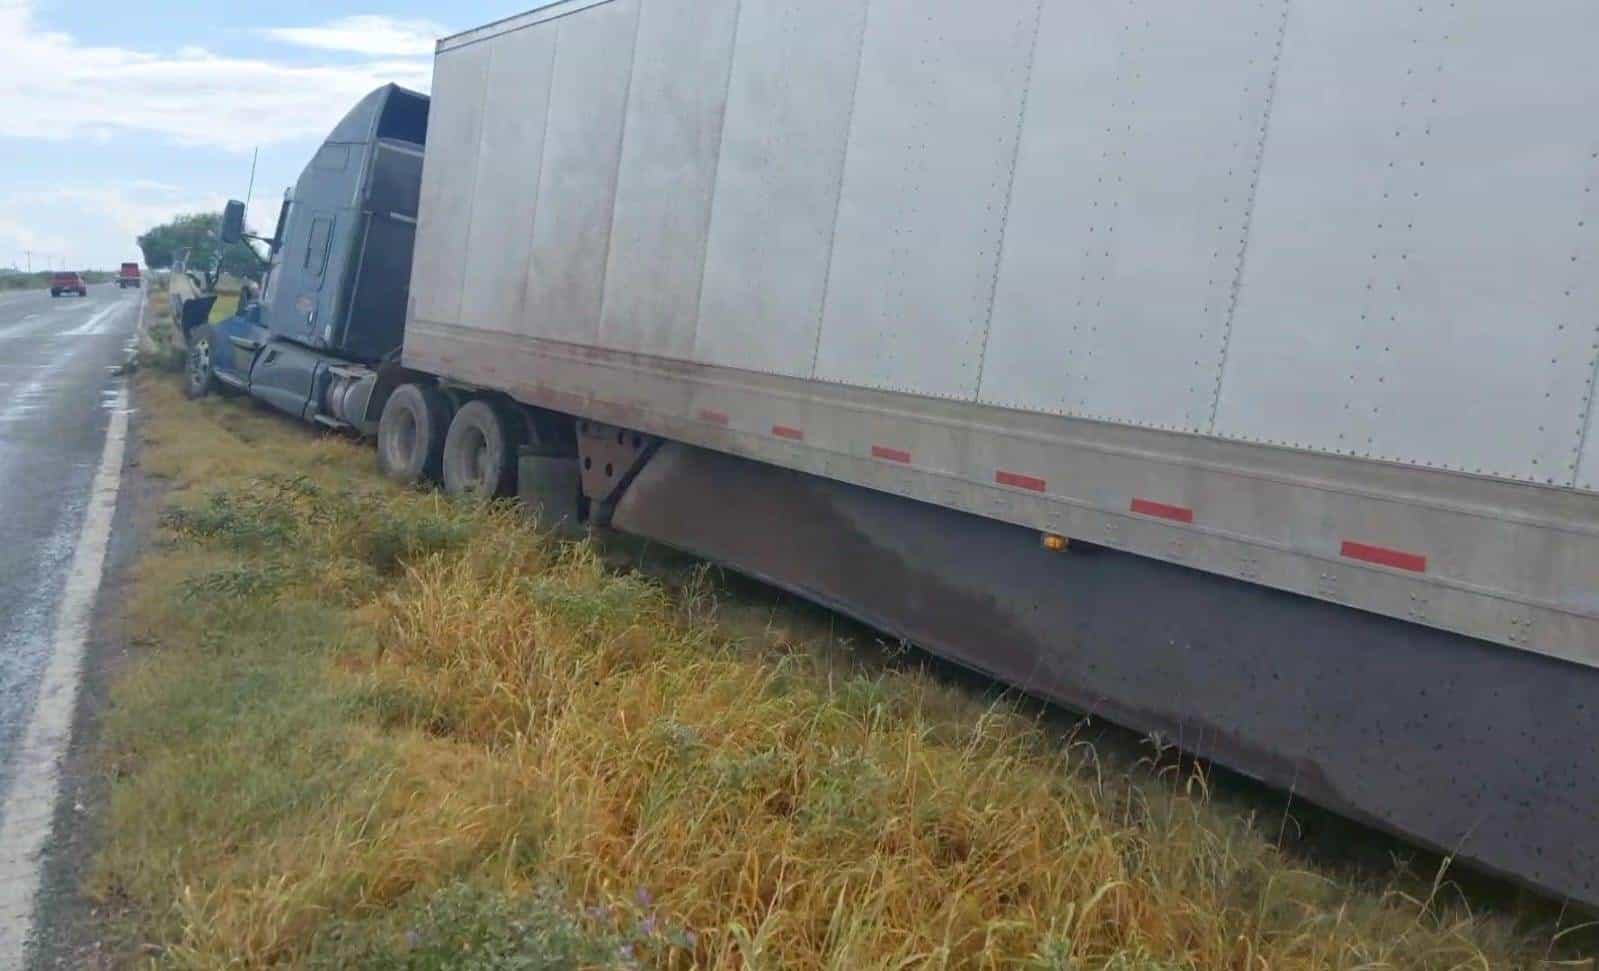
[[49, 271, 86, 298], [117, 262, 141, 288], [190, 0, 1599, 908]]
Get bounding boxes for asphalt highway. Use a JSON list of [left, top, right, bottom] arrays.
[[0, 284, 138, 813]]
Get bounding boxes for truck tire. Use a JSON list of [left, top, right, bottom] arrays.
[[377, 383, 452, 484], [183, 324, 219, 400], [442, 399, 525, 498]]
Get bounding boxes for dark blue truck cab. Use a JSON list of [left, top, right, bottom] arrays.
[[188, 85, 429, 433]]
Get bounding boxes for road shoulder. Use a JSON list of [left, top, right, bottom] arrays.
[[26, 382, 159, 970]]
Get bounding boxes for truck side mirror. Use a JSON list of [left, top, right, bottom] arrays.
[[221, 200, 246, 245]]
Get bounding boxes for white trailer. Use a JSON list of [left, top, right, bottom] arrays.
[[391, 0, 1599, 904]]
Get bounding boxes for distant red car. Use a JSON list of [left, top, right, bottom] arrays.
[[50, 271, 87, 298], [117, 262, 141, 289]]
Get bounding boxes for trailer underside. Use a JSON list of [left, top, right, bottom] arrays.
[[598, 440, 1599, 908]]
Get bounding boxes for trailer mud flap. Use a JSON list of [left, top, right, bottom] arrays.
[[612, 442, 1599, 907]]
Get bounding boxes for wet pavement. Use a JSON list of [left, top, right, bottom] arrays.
[[0, 285, 138, 809]]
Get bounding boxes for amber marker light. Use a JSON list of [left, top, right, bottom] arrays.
[[1041, 533, 1069, 552]]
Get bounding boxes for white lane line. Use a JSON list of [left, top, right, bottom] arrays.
[[62, 302, 124, 337], [0, 381, 130, 968]]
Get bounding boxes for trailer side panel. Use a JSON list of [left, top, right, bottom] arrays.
[[522, 0, 639, 347], [692, 0, 870, 378], [981, 0, 1285, 431], [1215, 1, 1599, 483], [410, 0, 1599, 664], [596, 0, 741, 359]]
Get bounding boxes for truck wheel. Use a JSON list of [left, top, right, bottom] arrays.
[[183, 325, 218, 399], [377, 383, 452, 484], [442, 400, 525, 498]]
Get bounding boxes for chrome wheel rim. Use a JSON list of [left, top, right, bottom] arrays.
[[188, 336, 210, 389]]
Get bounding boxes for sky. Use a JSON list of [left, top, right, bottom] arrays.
[[0, 0, 542, 272]]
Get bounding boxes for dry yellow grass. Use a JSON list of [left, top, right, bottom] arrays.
[[94, 372, 1594, 969]]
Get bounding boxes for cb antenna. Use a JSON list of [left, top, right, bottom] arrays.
[[244, 146, 259, 211]]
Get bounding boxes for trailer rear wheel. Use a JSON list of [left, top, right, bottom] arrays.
[[377, 383, 452, 484], [442, 399, 524, 498]]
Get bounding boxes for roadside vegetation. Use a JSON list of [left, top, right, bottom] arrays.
[[135, 211, 262, 284], [93, 364, 1594, 968], [137, 281, 185, 371], [0, 269, 116, 291]]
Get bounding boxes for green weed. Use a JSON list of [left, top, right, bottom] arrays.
[[91, 373, 1590, 969]]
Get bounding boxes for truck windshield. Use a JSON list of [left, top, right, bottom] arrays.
[[260, 196, 293, 308]]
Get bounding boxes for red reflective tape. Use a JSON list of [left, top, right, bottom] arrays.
[[771, 424, 804, 441], [1130, 498, 1195, 524], [872, 445, 911, 464], [995, 470, 1046, 492], [698, 409, 730, 426], [1341, 540, 1427, 573]]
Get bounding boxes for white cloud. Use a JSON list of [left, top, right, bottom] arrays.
[[263, 15, 445, 58], [0, 3, 433, 152], [0, 182, 226, 271], [0, 213, 69, 263], [0, 3, 445, 268], [23, 185, 224, 245]]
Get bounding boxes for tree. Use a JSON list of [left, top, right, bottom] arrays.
[[137, 212, 264, 284]]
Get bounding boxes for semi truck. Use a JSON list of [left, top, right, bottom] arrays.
[[190, 0, 1599, 907]]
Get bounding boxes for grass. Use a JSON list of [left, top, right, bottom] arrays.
[[92, 372, 1596, 968], [137, 281, 186, 373]]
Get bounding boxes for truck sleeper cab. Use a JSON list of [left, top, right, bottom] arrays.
[[188, 84, 427, 429]]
